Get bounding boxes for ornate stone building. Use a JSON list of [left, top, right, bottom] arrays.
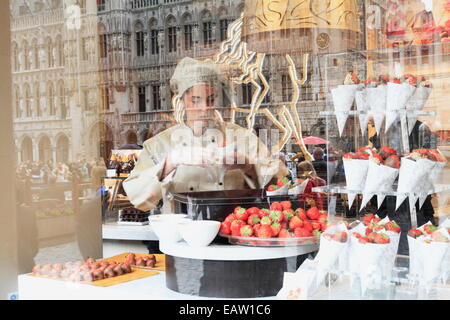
[[11, 0, 369, 164]]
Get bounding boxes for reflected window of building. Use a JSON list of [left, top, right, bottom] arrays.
[[12, 42, 19, 71], [47, 82, 55, 116], [46, 37, 54, 68], [203, 21, 213, 48], [182, 14, 193, 51], [167, 16, 177, 53], [152, 84, 161, 110], [35, 83, 41, 117], [135, 23, 145, 57], [32, 39, 39, 70], [25, 84, 32, 118], [101, 87, 110, 111], [219, 19, 229, 42], [282, 74, 293, 102], [242, 83, 252, 105], [138, 86, 146, 112], [14, 86, 20, 118], [58, 82, 66, 118], [98, 0, 106, 12], [150, 21, 159, 55]]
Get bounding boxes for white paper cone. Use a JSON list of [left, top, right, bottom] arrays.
[[355, 89, 370, 136], [377, 194, 387, 209], [343, 159, 369, 209], [354, 242, 388, 295], [367, 86, 387, 135], [332, 85, 358, 137], [408, 235, 422, 280], [418, 241, 449, 285], [360, 161, 399, 210], [395, 158, 434, 210], [385, 82, 416, 133], [315, 236, 347, 284], [416, 158, 442, 209], [267, 183, 290, 196], [288, 179, 308, 195], [406, 86, 432, 135]]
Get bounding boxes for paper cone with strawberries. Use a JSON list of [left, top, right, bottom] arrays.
[[355, 89, 370, 136], [395, 157, 436, 211], [366, 85, 387, 135], [343, 155, 370, 209], [314, 224, 349, 285], [405, 85, 432, 135], [266, 177, 290, 196], [414, 149, 447, 209], [331, 85, 358, 136], [385, 80, 416, 133], [360, 148, 400, 211]]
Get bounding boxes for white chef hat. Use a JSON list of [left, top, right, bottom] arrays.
[[170, 57, 233, 101]]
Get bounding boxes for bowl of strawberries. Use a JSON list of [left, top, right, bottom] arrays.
[[218, 201, 326, 247]]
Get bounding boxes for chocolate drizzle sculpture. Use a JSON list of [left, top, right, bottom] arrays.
[[213, 0, 361, 159]]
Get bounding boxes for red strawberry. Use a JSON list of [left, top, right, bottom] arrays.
[[271, 223, 282, 237], [220, 222, 231, 235], [246, 207, 260, 216], [256, 225, 273, 238], [247, 214, 261, 226], [278, 229, 291, 238], [391, 78, 401, 84], [253, 224, 262, 234], [280, 221, 287, 230], [269, 210, 283, 223], [352, 232, 362, 239], [302, 220, 313, 232], [343, 153, 358, 159], [294, 227, 312, 238], [282, 209, 295, 221], [362, 213, 375, 226], [260, 216, 273, 226], [368, 221, 383, 232], [234, 207, 248, 221], [374, 233, 390, 244], [240, 225, 254, 237], [318, 215, 328, 225], [280, 201, 292, 210], [320, 223, 328, 232], [276, 177, 289, 187], [311, 221, 321, 230], [332, 232, 348, 243], [270, 202, 283, 211], [224, 214, 236, 224], [258, 208, 270, 218], [358, 236, 370, 243], [371, 151, 384, 163], [289, 216, 303, 230], [384, 221, 401, 233], [267, 185, 279, 192], [380, 146, 397, 156], [295, 208, 307, 220], [367, 232, 377, 243], [230, 220, 245, 236], [385, 154, 400, 169], [306, 207, 320, 220], [423, 224, 437, 235]]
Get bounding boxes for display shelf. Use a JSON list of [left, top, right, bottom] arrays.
[[312, 183, 450, 197], [102, 222, 158, 241], [160, 241, 318, 261], [319, 110, 436, 116]]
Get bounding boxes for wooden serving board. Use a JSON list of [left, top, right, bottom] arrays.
[[100, 253, 166, 271], [29, 268, 159, 288]]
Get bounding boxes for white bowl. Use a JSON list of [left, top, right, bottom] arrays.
[[149, 214, 189, 244], [179, 220, 221, 247]]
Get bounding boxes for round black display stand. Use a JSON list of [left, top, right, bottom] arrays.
[[161, 242, 318, 298]]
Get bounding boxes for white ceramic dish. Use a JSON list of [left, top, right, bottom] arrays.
[[148, 214, 189, 244], [178, 220, 221, 247]]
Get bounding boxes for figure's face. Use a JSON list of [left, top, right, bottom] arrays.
[[182, 84, 216, 127]]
